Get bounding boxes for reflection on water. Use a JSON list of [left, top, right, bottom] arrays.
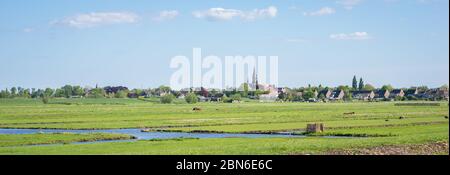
[[0, 128, 304, 140]]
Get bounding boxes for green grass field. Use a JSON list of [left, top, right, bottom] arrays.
[[0, 133, 134, 147], [0, 98, 448, 155]]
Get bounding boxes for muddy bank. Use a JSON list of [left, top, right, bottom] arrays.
[[325, 141, 449, 155], [142, 128, 297, 135], [147, 121, 447, 136]]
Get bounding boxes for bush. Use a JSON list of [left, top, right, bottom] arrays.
[[160, 94, 175, 104], [185, 93, 198, 104], [115, 90, 128, 98], [42, 96, 49, 104], [407, 95, 419, 101], [88, 88, 106, 98], [222, 95, 231, 103], [395, 96, 406, 101], [231, 94, 242, 102]]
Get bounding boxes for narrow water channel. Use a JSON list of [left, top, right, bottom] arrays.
[[0, 128, 304, 140]]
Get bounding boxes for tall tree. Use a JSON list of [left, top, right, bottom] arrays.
[[62, 85, 73, 98], [22, 88, 31, 98], [72, 86, 84, 97], [343, 88, 353, 101], [242, 83, 249, 97], [158, 85, 171, 95], [302, 89, 315, 100], [44, 88, 54, 97], [10, 87, 17, 97], [54, 88, 65, 97], [0, 89, 10, 98], [88, 88, 106, 98], [352, 76, 358, 90], [381, 85, 394, 92], [358, 78, 364, 90], [363, 84, 376, 91]]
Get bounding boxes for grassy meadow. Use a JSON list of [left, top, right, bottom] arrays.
[[0, 133, 134, 147], [0, 98, 448, 155]]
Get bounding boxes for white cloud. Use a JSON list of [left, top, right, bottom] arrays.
[[330, 32, 371, 40], [303, 7, 335, 16], [153, 10, 179, 21], [54, 12, 139, 28], [337, 0, 362, 10], [193, 6, 277, 21]]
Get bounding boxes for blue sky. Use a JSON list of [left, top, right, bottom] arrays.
[[0, 0, 448, 89]]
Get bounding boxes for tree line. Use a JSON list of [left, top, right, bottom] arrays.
[[1, 77, 447, 104]]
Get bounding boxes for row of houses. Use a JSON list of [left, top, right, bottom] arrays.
[[311, 87, 449, 101], [157, 85, 449, 102], [275, 87, 448, 102]]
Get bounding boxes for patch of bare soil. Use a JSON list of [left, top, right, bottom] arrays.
[[325, 141, 449, 155]]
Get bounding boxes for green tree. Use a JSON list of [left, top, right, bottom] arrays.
[[131, 89, 144, 97], [185, 93, 198, 104], [54, 88, 65, 97], [222, 94, 231, 103], [0, 89, 10, 98], [338, 85, 350, 91], [343, 88, 353, 101], [242, 83, 249, 97], [31, 89, 44, 98], [62, 85, 73, 98], [352, 76, 358, 90], [278, 92, 286, 101], [88, 88, 105, 98], [72, 86, 85, 97], [318, 93, 326, 101], [417, 86, 429, 92], [160, 94, 175, 104], [21, 89, 31, 98], [358, 78, 364, 90], [231, 94, 242, 102], [318, 84, 324, 92], [17, 87, 24, 97], [115, 90, 128, 98], [302, 90, 315, 100], [285, 92, 294, 102], [363, 84, 376, 91], [158, 85, 171, 95], [10, 87, 17, 98], [395, 96, 405, 101], [293, 93, 304, 102], [381, 85, 394, 92], [42, 96, 49, 104], [44, 88, 54, 97]]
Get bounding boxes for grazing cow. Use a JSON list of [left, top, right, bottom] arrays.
[[344, 112, 356, 115], [193, 107, 202, 111]]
